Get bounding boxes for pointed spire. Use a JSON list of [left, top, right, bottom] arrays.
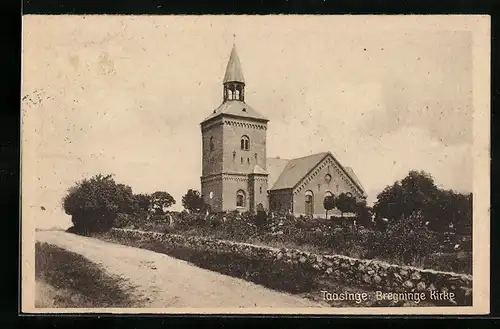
[[223, 42, 245, 84]]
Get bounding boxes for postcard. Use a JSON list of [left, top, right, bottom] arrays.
[[21, 14, 490, 314]]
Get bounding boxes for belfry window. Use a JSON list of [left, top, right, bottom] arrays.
[[241, 135, 250, 151], [236, 190, 246, 207]]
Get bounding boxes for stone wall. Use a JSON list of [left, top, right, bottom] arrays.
[[108, 228, 472, 306]]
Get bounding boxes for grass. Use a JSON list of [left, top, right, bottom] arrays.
[[35, 242, 138, 308]]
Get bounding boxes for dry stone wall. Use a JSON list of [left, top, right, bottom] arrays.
[[109, 228, 472, 305]]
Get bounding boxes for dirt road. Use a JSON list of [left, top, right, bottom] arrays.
[[36, 230, 326, 308]]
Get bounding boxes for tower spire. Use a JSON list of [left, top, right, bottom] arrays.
[[223, 43, 245, 102], [223, 43, 245, 84]]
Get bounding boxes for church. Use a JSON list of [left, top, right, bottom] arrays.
[[200, 44, 367, 218]]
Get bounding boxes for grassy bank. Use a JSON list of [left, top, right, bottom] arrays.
[[35, 242, 137, 308]]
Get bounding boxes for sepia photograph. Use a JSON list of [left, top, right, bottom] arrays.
[[21, 15, 490, 314]]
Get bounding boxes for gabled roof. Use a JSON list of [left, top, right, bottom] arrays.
[[267, 152, 366, 197], [269, 152, 328, 190], [223, 44, 245, 84], [344, 166, 365, 193], [201, 100, 268, 124], [266, 157, 290, 188]]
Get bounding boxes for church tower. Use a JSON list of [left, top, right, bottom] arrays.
[[200, 43, 269, 213]]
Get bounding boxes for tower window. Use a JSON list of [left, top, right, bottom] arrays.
[[233, 151, 236, 162], [241, 157, 243, 165], [236, 190, 246, 207], [209, 136, 215, 152], [241, 135, 250, 151], [260, 186, 263, 194], [247, 157, 250, 165], [254, 153, 258, 164]]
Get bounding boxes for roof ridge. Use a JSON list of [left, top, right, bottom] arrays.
[[288, 152, 328, 161], [267, 156, 290, 160]]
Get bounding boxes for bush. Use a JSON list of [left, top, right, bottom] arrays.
[[114, 213, 136, 229], [423, 251, 472, 274], [254, 210, 268, 227], [375, 213, 440, 264], [62, 174, 136, 233]]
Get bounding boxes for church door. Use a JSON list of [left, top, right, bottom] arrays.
[[305, 190, 314, 218]]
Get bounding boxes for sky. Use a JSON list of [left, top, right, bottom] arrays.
[[22, 15, 479, 229]]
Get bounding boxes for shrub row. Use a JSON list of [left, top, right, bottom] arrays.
[[118, 211, 472, 274]]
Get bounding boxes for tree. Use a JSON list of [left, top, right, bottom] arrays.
[[372, 170, 472, 233], [427, 190, 472, 234], [62, 174, 136, 232], [182, 189, 206, 213], [335, 193, 357, 218], [133, 193, 151, 213], [372, 181, 405, 222], [150, 191, 176, 215], [373, 170, 438, 223], [353, 199, 372, 228], [323, 195, 336, 219]]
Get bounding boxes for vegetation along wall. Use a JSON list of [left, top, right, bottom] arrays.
[[108, 228, 472, 306]]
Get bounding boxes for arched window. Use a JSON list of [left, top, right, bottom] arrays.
[[209, 136, 215, 152], [236, 190, 246, 207], [305, 190, 314, 203], [305, 190, 314, 217], [324, 191, 334, 210], [240, 135, 250, 151]]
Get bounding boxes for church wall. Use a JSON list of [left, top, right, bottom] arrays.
[[201, 176, 223, 213], [248, 174, 269, 212], [201, 120, 223, 177], [222, 175, 250, 212], [292, 156, 364, 218], [269, 189, 293, 214], [221, 118, 267, 174]]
